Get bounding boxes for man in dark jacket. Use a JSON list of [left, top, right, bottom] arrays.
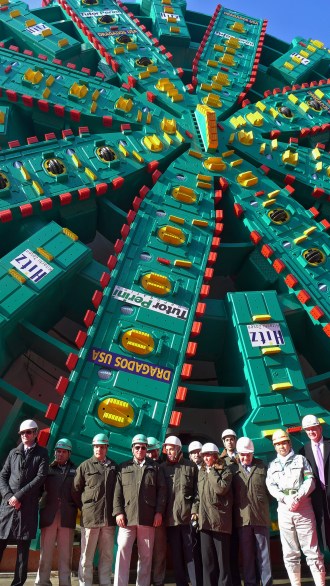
[[113, 433, 166, 586], [35, 438, 77, 586], [220, 429, 241, 586], [148, 437, 167, 586], [0, 419, 49, 586], [300, 414, 330, 552], [161, 435, 198, 586], [232, 437, 272, 586], [72, 433, 117, 586]]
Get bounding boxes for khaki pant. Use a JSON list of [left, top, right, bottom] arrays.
[[79, 526, 115, 586], [114, 525, 155, 586], [278, 500, 324, 574], [36, 511, 74, 586]]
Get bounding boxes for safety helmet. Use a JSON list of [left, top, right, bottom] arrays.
[[131, 434, 148, 446], [55, 438, 72, 451], [201, 442, 219, 454], [164, 435, 182, 448], [147, 437, 162, 450], [236, 437, 254, 454], [221, 428, 237, 439], [302, 414, 320, 429], [19, 419, 38, 433], [188, 441, 202, 453], [272, 429, 290, 445], [92, 433, 109, 445]]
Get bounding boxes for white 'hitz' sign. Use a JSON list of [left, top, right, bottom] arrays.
[[247, 323, 285, 347], [10, 249, 53, 284]]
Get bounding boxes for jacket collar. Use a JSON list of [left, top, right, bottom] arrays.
[[50, 459, 74, 468], [129, 455, 155, 466], [15, 441, 37, 455], [91, 455, 108, 464], [309, 437, 330, 463]]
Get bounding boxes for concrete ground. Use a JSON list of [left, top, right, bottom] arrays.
[[0, 574, 328, 585]]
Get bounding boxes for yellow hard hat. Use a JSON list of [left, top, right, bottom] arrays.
[[272, 429, 290, 445]]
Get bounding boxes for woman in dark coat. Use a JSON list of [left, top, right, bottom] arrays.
[[192, 442, 233, 586]]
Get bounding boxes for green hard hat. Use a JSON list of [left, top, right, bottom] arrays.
[[131, 433, 148, 446], [55, 438, 72, 451], [92, 433, 109, 445], [147, 436, 162, 450]]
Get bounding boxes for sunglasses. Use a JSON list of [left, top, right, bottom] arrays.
[[20, 430, 35, 436], [134, 446, 147, 451]]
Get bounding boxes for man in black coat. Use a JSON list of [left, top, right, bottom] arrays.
[[0, 419, 49, 586], [300, 414, 330, 551], [36, 437, 77, 586]]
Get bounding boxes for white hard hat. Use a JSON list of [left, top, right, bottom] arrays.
[[19, 419, 38, 433], [164, 435, 182, 448], [302, 414, 320, 429], [236, 437, 254, 453], [201, 442, 219, 454], [188, 441, 202, 453], [221, 428, 237, 439]]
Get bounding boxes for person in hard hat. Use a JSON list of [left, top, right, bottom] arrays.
[[192, 442, 232, 586], [147, 436, 167, 586], [266, 429, 325, 586], [72, 433, 117, 586], [161, 435, 198, 586], [147, 437, 163, 463], [220, 429, 241, 586], [0, 419, 49, 586], [220, 429, 238, 465], [232, 437, 272, 586], [188, 441, 203, 586], [188, 441, 203, 470], [35, 438, 77, 586], [113, 433, 166, 586], [299, 414, 330, 552]]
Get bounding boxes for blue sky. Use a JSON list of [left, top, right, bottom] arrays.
[[26, 0, 329, 46], [187, 0, 329, 45]]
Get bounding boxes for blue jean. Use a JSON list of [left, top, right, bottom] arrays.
[[238, 525, 272, 586]]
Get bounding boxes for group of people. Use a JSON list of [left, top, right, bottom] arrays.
[[0, 415, 329, 586]]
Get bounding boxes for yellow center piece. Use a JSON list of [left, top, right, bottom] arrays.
[[158, 226, 185, 246], [143, 135, 163, 152], [98, 397, 134, 428], [141, 273, 171, 295], [122, 329, 154, 355], [172, 186, 196, 204]]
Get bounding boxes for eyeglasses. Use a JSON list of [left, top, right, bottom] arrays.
[[134, 446, 147, 451], [20, 430, 35, 436]]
